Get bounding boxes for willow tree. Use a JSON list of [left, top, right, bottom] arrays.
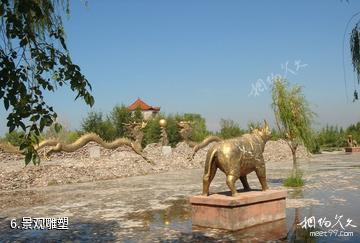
[[0, 0, 93, 165], [351, 24, 360, 101], [271, 78, 315, 174]]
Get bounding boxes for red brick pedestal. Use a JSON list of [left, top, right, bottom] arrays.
[[345, 147, 360, 152], [189, 189, 287, 230]]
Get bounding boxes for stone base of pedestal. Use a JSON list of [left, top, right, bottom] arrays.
[[192, 218, 288, 241], [161, 146, 172, 156], [345, 147, 360, 152], [190, 189, 287, 231], [89, 146, 100, 159]]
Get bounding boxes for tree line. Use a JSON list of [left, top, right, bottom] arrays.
[[2, 104, 359, 152]]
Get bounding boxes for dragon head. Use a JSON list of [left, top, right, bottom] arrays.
[[254, 120, 271, 141]]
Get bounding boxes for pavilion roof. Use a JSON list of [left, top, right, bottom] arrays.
[[128, 98, 160, 111]]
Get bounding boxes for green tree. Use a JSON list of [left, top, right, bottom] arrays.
[[346, 121, 360, 143], [110, 104, 133, 138], [165, 114, 181, 147], [316, 125, 345, 149], [142, 114, 181, 147], [350, 22, 360, 101], [142, 116, 161, 146], [0, 0, 94, 165], [81, 112, 115, 141], [142, 113, 208, 147], [272, 78, 315, 175], [218, 119, 244, 139], [132, 107, 144, 123], [308, 136, 321, 154], [182, 113, 210, 142]]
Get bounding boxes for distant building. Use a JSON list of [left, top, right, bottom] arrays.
[[128, 98, 160, 120]]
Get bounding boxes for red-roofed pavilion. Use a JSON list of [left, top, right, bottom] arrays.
[[128, 98, 160, 120]]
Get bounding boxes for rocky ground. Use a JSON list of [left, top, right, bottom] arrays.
[[0, 140, 310, 191]]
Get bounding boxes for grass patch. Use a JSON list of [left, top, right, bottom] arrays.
[[283, 172, 304, 187]]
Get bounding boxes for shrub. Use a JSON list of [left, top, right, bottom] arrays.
[[246, 121, 284, 141], [308, 138, 321, 154], [4, 130, 26, 146], [165, 114, 181, 147], [283, 172, 305, 187], [142, 114, 181, 147], [41, 122, 82, 144], [181, 113, 210, 142], [65, 131, 82, 143], [218, 119, 245, 139], [81, 111, 116, 141], [80, 108, 211, 147], [316, 125, 345, 149], [142, 116, 161, 146], [110, 104, 133, 138], [247, 121, 262, 132], [132, 107, 144, 123], [270, 128, 284, 140], [346, 122, 360, 144]]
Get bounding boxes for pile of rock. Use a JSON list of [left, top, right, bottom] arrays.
[[0, 149, 23, 162], [0, 139, 310, 190], [263, 139, 310, 162], [143, 142, 214, 171]]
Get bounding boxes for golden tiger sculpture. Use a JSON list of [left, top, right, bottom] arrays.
[[202, 121, 271, 197]]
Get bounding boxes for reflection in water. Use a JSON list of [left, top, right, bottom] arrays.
[[287, 208, 318, 243], [289, 188, 305, 199], [286, 207, 360, 243], [127, 198, 290, 242], [126, 198, 191, 230], [268, 178, 284, 184], [0, 219, 119, 242], [192, 219, 288, 242]]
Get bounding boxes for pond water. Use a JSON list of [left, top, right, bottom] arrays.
[[0, 153, 359, 242]]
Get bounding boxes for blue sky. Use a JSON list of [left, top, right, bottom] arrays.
[[1, 0, 360, 135]]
